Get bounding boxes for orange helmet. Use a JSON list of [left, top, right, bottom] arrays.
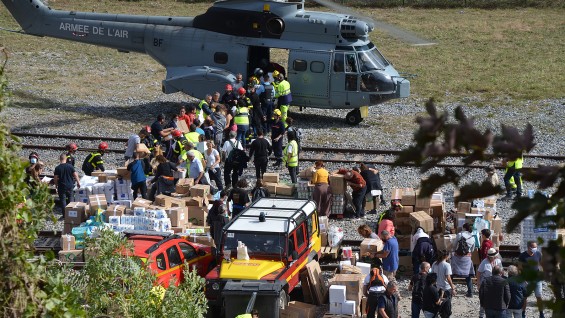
[[67, 143, 78, 151], [238, 87, 246, 95], [172, 130, 182, 138], [225, 84, 233, 91], [98, 142, 109, 151]]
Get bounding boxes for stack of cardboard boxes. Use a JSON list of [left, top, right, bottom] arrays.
[[263, 172, 296, 197], [328, 273, 365, 316]]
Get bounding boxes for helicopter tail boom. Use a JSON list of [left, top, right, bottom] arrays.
[[1, 0, 193, 54]]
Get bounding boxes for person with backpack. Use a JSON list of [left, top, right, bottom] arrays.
[[364, 266, 389, 318], [451, 223, 476, 298], [412, 229, 436, 276], [409, 262, 431, 318], [221, 131, 244, 188], [251, 179, 270, 203], [285, 117, 301, 153], [228, 178, 251, 217]]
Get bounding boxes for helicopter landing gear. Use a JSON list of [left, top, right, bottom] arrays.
[[345, 108, 363, 125]]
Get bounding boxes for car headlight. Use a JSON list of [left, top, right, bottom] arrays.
[[212, 282, 220, 291]]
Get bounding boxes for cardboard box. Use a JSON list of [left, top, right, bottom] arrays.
[[484, 197, 497, 208], [170, 197, 187, 208], [88, 194, 107, 214], [457, 202, 472, 214], [132, 197, 152, 208], [106, 204, 126, 217], [492, 215, 502, 234], [319, 216, 329, 233], [401, 205, 414, 213], [342, 300, 356, 315], [434, 234, 457, 252], [401, 188, 416, 206], [171, 225, 187, 233], [65, 202, 88, 223], [263, 172, 280, 183], [415, 191, 431, 209], [59, 249, 84, 263], [287, 301, 317, 318], [60, 234, 76, 251], [188, 234, 216, 248], [361, 297, 367, 318], [190, 184, 210, 198], [398, 255, 413, 274], [410, 211, 434, 232], [116, 167, 131, 180], [175, 178, 194, 194], [391, 188, 403, 200], [321, 232, 328, 247], [329, 274, 365, 311], [63, 222, 77, 235], [471, 249, 480, 265], [329, 284, 347, 303], [360, 238, 383, 257], [265, 182, 277, 194], [177, 119, 189, 133], [329, 174, 346, 194], [329, 302, 342, 315], [277, 183, 295, 196], [280, 309, 300, 318], [165, 207, 187, 227], [186, 206, 208, 226], [183, 196, 206, 207], [397, 234, 411, 250], [135, 143, 150, 156], [155, 194, 173, 207]]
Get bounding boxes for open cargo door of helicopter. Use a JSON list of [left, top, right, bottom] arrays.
[[287, 50, 331, 107]]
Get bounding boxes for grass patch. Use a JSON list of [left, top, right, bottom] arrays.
[[0, 1, 563, 105]]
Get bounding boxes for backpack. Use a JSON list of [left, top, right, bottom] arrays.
[[251, 187, 270, 202], [411, 274, 426, 305], [368, 267, 386, 289], [455, 234, 471, 256], [413, 237, 436, 264], [226, 141, 248, 167]]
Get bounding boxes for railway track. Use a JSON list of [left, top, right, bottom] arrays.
[[14, 132, 565, 168]]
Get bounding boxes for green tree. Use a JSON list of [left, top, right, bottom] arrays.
[[396, 98, 565, 315]]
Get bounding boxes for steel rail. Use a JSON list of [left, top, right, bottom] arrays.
[[13, 132, 565, 161]]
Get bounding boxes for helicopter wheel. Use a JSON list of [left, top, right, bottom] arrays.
[[345, 108, 362, 126]]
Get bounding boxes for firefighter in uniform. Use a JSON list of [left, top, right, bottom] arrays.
[[271, 109, 285, 167], [170, 129, 187, 164], [234, 87, 251, 148], [65, 143, 78, 167], [82, 142, 108, 176], [274, 73, 292, 128], [259, 73, 275, 134], [503, 155, 523, 199], [197, 94, 213, 120]]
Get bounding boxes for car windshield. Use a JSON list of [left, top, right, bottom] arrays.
[[223, 232, 286, 256], [357, 48, 389, 72]]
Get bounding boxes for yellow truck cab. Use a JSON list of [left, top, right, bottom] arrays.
[[205, 198, 321, 318]]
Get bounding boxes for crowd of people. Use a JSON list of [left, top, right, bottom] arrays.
[[356, 207, 546, 318]]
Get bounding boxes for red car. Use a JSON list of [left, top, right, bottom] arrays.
[[128, 233, 215, 288]]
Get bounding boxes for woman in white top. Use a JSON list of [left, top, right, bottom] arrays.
[[477, 248, 503, 318], [205, 141, 223, 191]]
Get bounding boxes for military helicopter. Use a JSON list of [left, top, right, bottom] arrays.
[[1, 0, 433, 125]]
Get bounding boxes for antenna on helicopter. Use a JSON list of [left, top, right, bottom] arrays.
[[309, 0, 436, 46]]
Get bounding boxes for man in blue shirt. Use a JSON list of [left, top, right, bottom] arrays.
[[376, 230, 399, 280]]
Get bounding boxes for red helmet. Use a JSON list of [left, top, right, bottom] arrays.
[[225, 84, 233, 91], [98, 142, 109, 150], [67, 143, 78, 151], [144, 125, 151, 133], [172, 130, 182, 138], [238, 87, 246, 95]]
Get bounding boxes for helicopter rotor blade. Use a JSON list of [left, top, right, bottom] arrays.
[[308, 0, 436, 46]]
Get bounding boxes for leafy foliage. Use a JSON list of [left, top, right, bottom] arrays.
[[396, 98, 565, 313]]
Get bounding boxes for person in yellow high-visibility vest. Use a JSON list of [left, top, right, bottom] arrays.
[[274, 73, 292, 128], [234, 87, 251, 148], [282, 130, 299, 184], [197, 94, 213, 120], [503, 155, 523, 199]]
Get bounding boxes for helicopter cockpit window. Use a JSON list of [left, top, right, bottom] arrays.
[[214, 52, 228, 64], [357, 49, 388, 72], [345, 53, 357, 73], [333, 53, 344, 73], [310, 61, 325, 73], [293, 59, 307, 72]]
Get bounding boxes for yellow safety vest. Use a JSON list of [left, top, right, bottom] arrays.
[[276, 80, 291, 98], [197, 100, 209, 119], [283, 140, 298, 167], [507, 156, 524, 169], [234, 106, 250, 125], [185, 132, 200, 145]]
